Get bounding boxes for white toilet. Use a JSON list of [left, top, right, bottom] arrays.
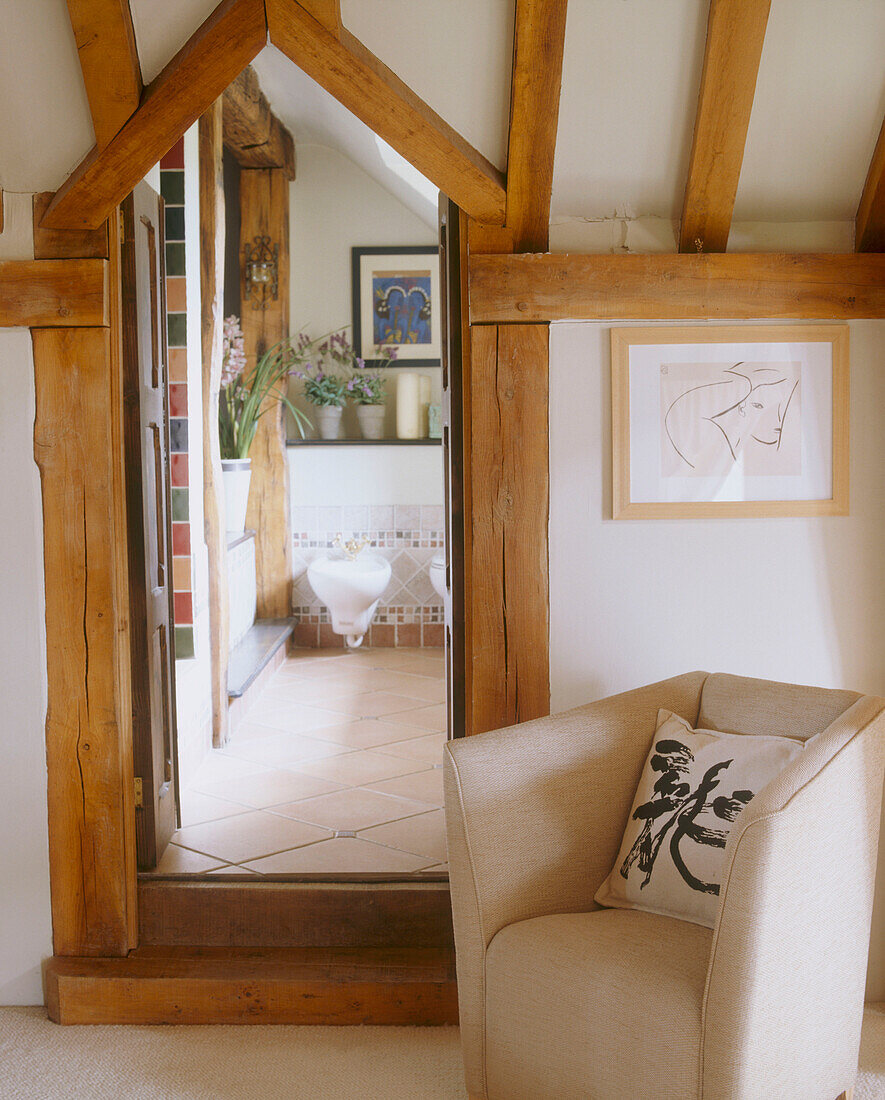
[[307, 552, 392, 648], [429, 553, 446, 600]]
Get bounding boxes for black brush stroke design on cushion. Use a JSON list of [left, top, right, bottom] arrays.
[[620, 739, 754, 895]]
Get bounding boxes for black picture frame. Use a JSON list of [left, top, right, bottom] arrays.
[[351, 245, 441, 368]]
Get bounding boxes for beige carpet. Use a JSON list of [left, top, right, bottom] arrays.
[[0, 1006, 883, 1099]]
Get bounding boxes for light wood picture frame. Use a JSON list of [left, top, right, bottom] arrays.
[[611, 325, 849, 519]]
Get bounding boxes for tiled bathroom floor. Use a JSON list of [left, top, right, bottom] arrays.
[[155, 648, 449, 875]]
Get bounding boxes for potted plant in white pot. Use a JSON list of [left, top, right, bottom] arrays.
[[294, 331, 351, 440], [219, 316, 311, 533], [347, 345, 397, 439]]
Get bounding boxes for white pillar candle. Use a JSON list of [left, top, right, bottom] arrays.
[[396, 373, 421, 439], [419, 375, 432, 437]]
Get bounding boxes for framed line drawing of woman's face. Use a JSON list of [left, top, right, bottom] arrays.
[[611, 325, 849, 519]]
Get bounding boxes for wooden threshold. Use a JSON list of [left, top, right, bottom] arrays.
[[137, 880, 454, 948], [45, 946, 458, 1025]]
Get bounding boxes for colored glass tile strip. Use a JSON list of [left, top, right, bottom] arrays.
[[161, 139, 194, 659]]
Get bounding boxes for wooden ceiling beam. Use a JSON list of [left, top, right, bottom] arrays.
[[297, 0, 342, 37], [223, 67, 296, 177], [468, 251, 885, 323], [856, 116, 885, 252], [266, 0, 506, 224], [679, 0, 771, 254], [41, 0, 267, 231], [66, 0, 143, 148], [505, 0, 568, 252]]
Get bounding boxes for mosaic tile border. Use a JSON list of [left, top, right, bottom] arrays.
[[161, 139, 194, 660], [291, 505, 446, 647]]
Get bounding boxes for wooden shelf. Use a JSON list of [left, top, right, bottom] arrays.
[[287, 438, 441, 447]]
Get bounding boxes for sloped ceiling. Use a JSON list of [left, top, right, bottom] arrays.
[[0, 0, 883, 234]]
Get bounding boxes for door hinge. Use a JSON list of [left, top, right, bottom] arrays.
[[134, 776, 144, 809], [118, 208, 125, 244]]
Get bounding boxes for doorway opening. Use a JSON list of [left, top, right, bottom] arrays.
[[132, 58, 464, 881]]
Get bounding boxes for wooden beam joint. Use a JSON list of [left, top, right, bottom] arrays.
[[223, 67, 296, 178], [0, 260, 109, 327]]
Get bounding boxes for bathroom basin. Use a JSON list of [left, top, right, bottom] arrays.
[[307, 552, 392, 647]]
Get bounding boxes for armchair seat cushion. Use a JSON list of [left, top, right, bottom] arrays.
[[484, 908, 711, 1100]]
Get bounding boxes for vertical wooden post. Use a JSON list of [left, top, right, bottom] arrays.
[[465, 322, 549, 734], [239, 168, 292, 620], [32, 202, 136, 956], [33, 327, 136, 956], [199, 100, 231, 747]]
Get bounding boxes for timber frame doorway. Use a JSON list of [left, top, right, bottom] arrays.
[[23, 0, 554, 1022]]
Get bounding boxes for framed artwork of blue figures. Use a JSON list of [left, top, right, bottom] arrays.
[[352, 245, 441, 368]]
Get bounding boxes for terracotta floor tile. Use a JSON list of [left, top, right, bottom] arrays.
[[178, 790, 250, 827], [377, 733, 447, 765], [386, 703, 448, 732], [282, 653, 361, 679], [188, 753, 272, 787], [243, 701, 351, 733], [352, 669, 447, 704], [205, 866, 261, 876], [271, 787, 429, 831], [322, 692, 425, 719], [243, 837, 429, 874], [287, 750, 430, 788], [366, 768, 445, 807], [172, 810, 332, 864], [299, 719, 436, 751], [360, 809, 448, 863], [194, 767, 345, 809], [155, 844, 228, 874], [220, 730, 351, 768], [259, 675, 375, 706]]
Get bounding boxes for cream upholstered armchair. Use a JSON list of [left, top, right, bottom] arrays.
[[444, 672, 885, 1100]]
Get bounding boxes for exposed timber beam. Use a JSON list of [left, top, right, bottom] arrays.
[[266, 0, 506, 224], [297, 0, 342, 36], [679, 0, 770, 253], [42, 0, 267, 231], [505, 0, 568, 251], [0, 260, 108, 326], [66, 0, 143, 148], [468, 252, 885, 323], [856, 116, 885, 252], [223, 67, 296, 177]]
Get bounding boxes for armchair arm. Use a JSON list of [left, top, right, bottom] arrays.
[[701, 697, 885, 1100], [444, 671, 708, 1098]]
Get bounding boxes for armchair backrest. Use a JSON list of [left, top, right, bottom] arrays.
[[702, 692, 885, 1098], [698, 672, 861, 741]]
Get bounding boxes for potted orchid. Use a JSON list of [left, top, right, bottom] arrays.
[[347, 345, 398, 439], [219, 316, 312, 532]]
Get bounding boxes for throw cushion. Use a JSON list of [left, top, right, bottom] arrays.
[[595, 709, 803, 928]]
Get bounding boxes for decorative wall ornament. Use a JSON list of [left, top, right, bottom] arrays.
[[243, 234, 279, 309], [351, 245, 441, 367], [611, 324, 849, 519]]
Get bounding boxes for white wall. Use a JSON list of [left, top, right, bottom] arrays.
[[549, 319, 885, 999], [289, 143, 441, 440], [289, 444, 443, 509], [0, 194, 52, 1004]]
